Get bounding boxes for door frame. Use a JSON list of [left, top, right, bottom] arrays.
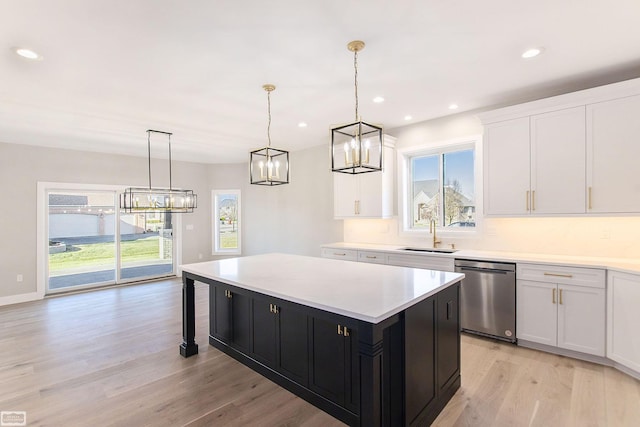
[[37, 182, 182, 296]]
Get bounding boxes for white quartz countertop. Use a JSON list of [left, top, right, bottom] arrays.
[[321, 242, 640, 274], [181, 253, 464, 324]]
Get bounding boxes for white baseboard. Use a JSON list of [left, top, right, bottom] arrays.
[[0, 291, 43, 307]]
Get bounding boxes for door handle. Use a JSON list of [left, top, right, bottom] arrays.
[[559, 289, 563, 305], [552, 288, 556, 304]]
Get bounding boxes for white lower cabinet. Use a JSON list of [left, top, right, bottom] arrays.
[[320, 247, 455, 272], [320, 248, 358, 261], [517, 263, 605, 357], [607, 271, 640, 373]]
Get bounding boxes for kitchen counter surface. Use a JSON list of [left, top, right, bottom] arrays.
[[321, 242, 640, 274], [181, 252, 464, 323]]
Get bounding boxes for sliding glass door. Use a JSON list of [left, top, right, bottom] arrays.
[[120, 212, 173, 281], [46, 187, 175, 293]]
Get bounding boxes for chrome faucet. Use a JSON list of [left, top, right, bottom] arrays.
[[429, 219, 441, 248]]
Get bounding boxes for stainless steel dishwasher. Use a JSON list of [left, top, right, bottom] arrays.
[[454, 259, 516, 343]]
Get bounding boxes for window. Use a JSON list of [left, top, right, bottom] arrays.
[[403, 144, 476, 231], [212, 190, 241, 255]]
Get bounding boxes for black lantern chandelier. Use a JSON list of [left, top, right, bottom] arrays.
[[250, 84, 290, 186], [120, 130, 197, 213], [331, 40, 383, 174]]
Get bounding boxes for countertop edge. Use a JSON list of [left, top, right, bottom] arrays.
[[321, 242, 640, 274]]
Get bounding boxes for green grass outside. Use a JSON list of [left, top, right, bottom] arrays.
[[220, 232, 238, 249], [49, 237, 164, 271]]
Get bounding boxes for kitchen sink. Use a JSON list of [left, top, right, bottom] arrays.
[[400, 247, 458, 254]]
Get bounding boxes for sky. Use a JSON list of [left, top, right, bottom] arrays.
[[412, 149, 475, 198]]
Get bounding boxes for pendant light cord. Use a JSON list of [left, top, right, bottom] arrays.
[[354, 49, 359, 122], [267, 90, 272, 148]]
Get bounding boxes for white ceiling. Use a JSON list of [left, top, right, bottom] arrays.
[[2, 0, 640, 164]]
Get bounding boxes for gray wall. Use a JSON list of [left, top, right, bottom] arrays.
[[0, 140, 342, 301]]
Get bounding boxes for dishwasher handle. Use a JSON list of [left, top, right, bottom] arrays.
[[456, 265, 514, 275]]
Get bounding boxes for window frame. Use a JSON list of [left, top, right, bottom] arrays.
[[212, 189, 242, 255], [397, 136, 482, 238]]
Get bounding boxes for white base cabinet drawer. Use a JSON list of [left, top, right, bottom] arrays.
[[357, 251, 387, 264], [321, 248, 358, 261], [517, 263, 605, 288]]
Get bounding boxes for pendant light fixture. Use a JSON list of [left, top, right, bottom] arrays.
[[331, 40, 383, 174], [250, 84, 290, 185], [120, 130, 197, 213]]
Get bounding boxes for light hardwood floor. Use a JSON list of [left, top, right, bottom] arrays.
[[0, 279, 638, 426]]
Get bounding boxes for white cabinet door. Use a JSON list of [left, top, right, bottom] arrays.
[[587, 94, 640, 213], [557, 283, 605, 356], [333, 173, 359, 217], [484, 117, 531, 215], [333, 138, 395, 219], [358, 171, 384, 217], [516, 279, 557, 346], [607, 271, 640, 372], [530, 107, 586, 214]]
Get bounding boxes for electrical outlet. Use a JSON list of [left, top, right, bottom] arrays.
[[198, 253, 203, 260], [17, 274, 23, 282], [186, 224, 194, 231]]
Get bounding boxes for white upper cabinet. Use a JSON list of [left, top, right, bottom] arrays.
[[587, 94, 640, 213], [483, 117, 530, 215], [480, 77, 640, 216], [333, 136, 396, 219], [531, 107, 586, 214]]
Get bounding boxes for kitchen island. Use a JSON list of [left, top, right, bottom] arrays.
[[180, 253, 464, 426]]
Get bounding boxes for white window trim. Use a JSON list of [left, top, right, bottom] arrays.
[[212, 189, 242, 255], [36, 181, 182, 297], [397, 135, 483, 239]]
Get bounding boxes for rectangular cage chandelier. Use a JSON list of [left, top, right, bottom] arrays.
[[120, 130, 198, 213]]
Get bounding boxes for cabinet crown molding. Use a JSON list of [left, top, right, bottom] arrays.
[[478, 77, 640, 125]]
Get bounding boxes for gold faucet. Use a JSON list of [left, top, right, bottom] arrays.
[[430, 219, 441, 248]]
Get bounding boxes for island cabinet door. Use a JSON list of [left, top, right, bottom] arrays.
[[309, 316, 358, 413], [252, 298, 278, 366], [404, 295, 437, 425], [277, 305, 309, 387], [437, 282, 461, 393], [209, 285, 251, 352]]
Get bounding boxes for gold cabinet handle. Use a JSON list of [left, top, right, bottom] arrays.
[[532, 190, 536, 211], [366, 255, 377, 259], [344, 327, 350, 337], [588, 187, 592, 210], [544, 272, 573, 278], [552, 288, 556, 304], [333, 252, 346, 256], [526, 190, 530, 211], [225, 290, 232, 298], [559, 289, 563, 305], [337, 324, 343, 335]]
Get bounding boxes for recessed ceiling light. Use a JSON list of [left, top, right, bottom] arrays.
[[521, 48, 542, 59], [373, 96, 384, 103], [298, 122, 307, 128], [14, 47, 43, 60], [449, 104, 459, 110], [404, 115, 412, 121]]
